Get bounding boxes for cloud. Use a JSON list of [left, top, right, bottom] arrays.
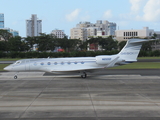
[[65, 9, 80, 22], [103, 10, 112, 19], [142, 0, 160, 21], [130, 0, 144, 13], [129, 0, 160, 22]]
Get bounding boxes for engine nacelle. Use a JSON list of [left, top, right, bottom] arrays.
[[96, 56, 114, 65]]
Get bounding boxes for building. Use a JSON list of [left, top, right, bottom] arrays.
[[26, 14, 42, 37], [1, 28, 19, 37], [70, 20, 116, 41], [115, 27, 158, 42], [0, 14, 19, 40], [51, 29, 66, 38], [70, 27, 87, 40], [0, 28, 19, 41], [0, 13, 4, 28], [8, 28, 19, 37]]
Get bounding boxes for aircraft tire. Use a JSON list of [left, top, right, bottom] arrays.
[[14, 75, 17, 79], [81, 74, 86, 78]]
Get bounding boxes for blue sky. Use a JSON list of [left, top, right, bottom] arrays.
[[0, 0, 160, 37]]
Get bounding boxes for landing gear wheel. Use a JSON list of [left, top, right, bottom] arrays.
[[81, 73, 87, 78], [14, 75, 17, 79], [81, 75, 84, 78]]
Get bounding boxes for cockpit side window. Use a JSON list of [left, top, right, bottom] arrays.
[[14, 61, 21, 65]]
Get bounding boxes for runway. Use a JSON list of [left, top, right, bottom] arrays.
[[0, 70, 160, 120]]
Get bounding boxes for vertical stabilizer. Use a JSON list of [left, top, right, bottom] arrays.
[[119, 39, 152, 62]]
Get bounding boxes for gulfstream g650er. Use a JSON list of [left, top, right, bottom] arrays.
[[4, 39, 153, 79]]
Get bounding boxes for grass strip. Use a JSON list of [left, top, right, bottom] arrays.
[[110, 62, 160, 69], [0, 58, 22, 61], [0, 64, 10, 71], [138, 57, 160, 59]]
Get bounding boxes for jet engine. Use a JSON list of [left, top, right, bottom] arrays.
[[96, 56, 113, 65]]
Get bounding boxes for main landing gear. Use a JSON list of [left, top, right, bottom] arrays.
[[81, 72, 87, 78]]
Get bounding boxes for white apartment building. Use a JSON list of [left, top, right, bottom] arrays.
[[70, 20, 116, 41], [115, 27, 157, 41], [26, 14, 42, 37], [70, 27, 87, 40], [51, 29, 65, 38]]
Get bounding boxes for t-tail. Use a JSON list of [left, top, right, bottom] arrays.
[[118, 39, 153, 63]]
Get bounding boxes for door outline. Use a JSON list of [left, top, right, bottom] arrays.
[[25, 60, 30, 71]]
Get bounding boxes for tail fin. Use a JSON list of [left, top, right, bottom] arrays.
[[119, 39, 153, 62]]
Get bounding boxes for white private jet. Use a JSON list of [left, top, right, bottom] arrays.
[[4, 39, 153, 79]]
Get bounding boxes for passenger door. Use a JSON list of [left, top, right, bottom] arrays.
[[25, 60, 30, 71]]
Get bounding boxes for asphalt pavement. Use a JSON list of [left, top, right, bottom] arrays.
[[0, 71, 160, 119]]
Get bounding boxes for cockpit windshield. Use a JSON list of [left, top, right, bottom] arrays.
[[14, 61, 21, 65]]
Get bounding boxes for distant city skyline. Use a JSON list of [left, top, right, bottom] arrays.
[[0, 0, 160, 37]]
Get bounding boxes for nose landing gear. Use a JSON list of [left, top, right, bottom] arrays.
[[14, 72, 19, 79], [14, 75, 17, 79]]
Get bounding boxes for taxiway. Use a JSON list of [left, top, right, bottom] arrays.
[[0, 70, 160, 120]]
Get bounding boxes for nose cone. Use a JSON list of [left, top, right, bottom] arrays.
[[4, 66, 12, 71]]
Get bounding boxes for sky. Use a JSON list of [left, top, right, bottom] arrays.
[[0, 0, 160, 37]]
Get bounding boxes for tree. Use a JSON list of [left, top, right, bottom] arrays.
[[79, 40, 88, 51], [87, 37, 99, 51], [0, 41, 6, 51], [141, 41, 152, 51], [25, 36, 36, 51], [37, 33, 56, 52], [118, 41, 127, 50], [0, 29, 13, 41], [151, 33, 157, 39], [57, 36, 68, 51], [8, 36, 22, 51], [0, 29, 13, 52], [67, 39, 82, 51], [99, 36, 118, 51]]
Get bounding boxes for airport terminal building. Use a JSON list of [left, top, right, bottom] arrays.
[[115, 27, 160, 42]]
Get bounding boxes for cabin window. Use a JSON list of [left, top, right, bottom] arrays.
[[54, 62, 57, 65], [61, 62, 64, 65], [74, 62, 77, 64], [81, 61, 84, 64], [47, 62, 51, 65], [41, 62, 44, 65], [67, 62, 71, 65]]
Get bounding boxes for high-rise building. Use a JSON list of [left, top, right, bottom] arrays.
[[0, 13, 4, 28], [70, 20, 116, 41], [26, 14, 42, 37], [51, 29, 66, 38]]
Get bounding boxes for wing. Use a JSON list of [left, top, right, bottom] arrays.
[[41, 66, 103, 73]]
